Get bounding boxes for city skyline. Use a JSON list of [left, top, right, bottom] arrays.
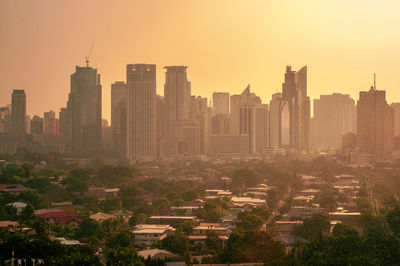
[[3, 1, 400, 121]]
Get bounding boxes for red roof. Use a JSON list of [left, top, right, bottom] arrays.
[[36, 211, 76, 219], [0, 183, 33, 192], [36, 211, 82, 224]]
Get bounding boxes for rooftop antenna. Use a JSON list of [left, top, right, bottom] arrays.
[[85, 43, 95, 67], [374, 73, 376, 90]]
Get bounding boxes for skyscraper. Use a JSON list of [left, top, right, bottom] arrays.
[[269, 92, 289, 148], [30, 115, 43, 135], [70, 66, 102, 155], [25, 115, 30, 135], [230, 85, 261, 136], [156, 95, 165, 157], [43, 110, 59, 136], [59, 107, 71, 143], [189, 95, 209, 154], [312, 93, 356, 149], [126, 64, 156, 161], [181, 120, 200, 156], [211, 114, 229, 135], [11, 89, 26, 136], [239, 103, 269, 154], [281, 66, 310, 150], [357, 86, 394, 159], [111, 81, 127, 156], [212, 92, 229, 115], [164, 66, 191, 138], [391, 103, 400, 137], [0, 105, 11, 133]]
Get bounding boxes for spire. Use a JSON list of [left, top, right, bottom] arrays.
[[374, 73, 376, 90], [241, 84, 250, 96]]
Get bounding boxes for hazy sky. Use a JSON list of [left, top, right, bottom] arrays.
[[2, 0, 400, 121]]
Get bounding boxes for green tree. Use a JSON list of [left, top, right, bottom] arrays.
[[232, 168, 259, 191], [19, 204, 34, 222], [76, 218, 100, 239], [62, 177, 88, 193], [386, 207, 400, 238], [237, 212, 264, 231], [160, 230, 189, 256], [206, 231, 221, 254], [105, 247, 143, 266], [296, 213, 331, 240], [179, 220, 193, 235], [106, 230, 131, 249], [128, 213, 147, 227]]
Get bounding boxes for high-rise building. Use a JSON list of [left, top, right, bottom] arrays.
[[357, 85, 394, 158], [212, 92, 229, 115], [156, 95, 165, 157], [30, 115, 43, 135], [211, 114, 229, 135], [189, 96, 209, 154], [391, 103, 400, 137], [269, 93, 290, 148], [11, 90, 26, 136], [59, 107, 71, 145], [164, 66, 191, 139], [281, 66, 310, 150], [25, 115, 31, 135], [311, 93, 356, 150], [111, 81, 127, 156], [126, 64, 156, 161], [0, 105, 11, 133], [230, 85, 261, 136], [239, 103, 269, 154], [181, 120, 200, 156], [102, 119, 113, 151], [43, 110, 59, 136], [69, 66, 102, 155]]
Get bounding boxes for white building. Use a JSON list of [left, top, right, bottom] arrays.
[[131, 224, 174, 246]]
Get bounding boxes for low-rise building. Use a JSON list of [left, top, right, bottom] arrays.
[[35, 211, 82, 228], [170, 206, 200, 216], [6, 201, 27, 214], [131, 224, 175, 246], [148, 216, 196, 227], [89, 212, 114, 223]]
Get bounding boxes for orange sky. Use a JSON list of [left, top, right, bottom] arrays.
[[1, 0, 400, 122]]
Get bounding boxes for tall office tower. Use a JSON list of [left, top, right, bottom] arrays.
[[126, 64, 156, 161], [357, 85, 394, 159], [189, 96, 209, 154], [101, 119, 113, 151], [30, 115, 43, 135], [181, 120, 201, 156], [43, 110, 59, 136], [25, 115, 31, 135], [281, 65, 310, 150], [212, 92, 229, 115], [211, 114, 229, 135], [59, 103, 73, 149], [239, 103, 269, 154], [391, 103, 400, 137], [70, 65, 102, 155], [156, 95, 165, 157], [111, 81, 127, 156], [164, 66, 191, 138], [59, 107, 69, 137], [11, 90, 26, 136], [230, 85, 261, 136], [312, 93, 357, 149], [0, 106, 11, 133], [269, 93, 290, 148]]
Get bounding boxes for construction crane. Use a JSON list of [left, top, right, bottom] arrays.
[[85, 43, 95, 67]]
